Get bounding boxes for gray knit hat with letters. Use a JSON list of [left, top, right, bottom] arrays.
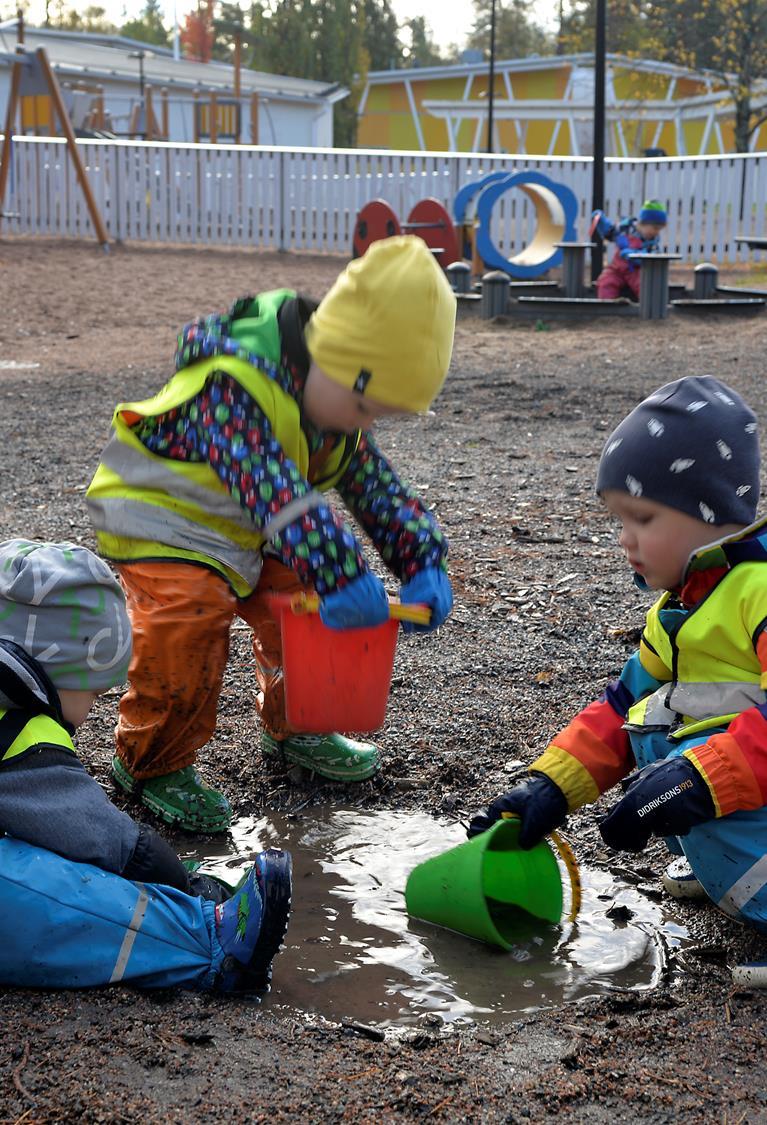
[[0, 540, 131, 690], [596, 376, 760, 526]]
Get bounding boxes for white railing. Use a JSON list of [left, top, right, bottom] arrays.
[[3, 135, 767, 263]]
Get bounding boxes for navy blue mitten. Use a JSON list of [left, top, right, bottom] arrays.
[[467, 772, 569, 849], [599, 757, 715, 853]]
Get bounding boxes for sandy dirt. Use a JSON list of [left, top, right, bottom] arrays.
[[1, 236, 767, 1122]]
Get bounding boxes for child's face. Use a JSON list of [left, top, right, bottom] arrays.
[[602, 490, 744, 591], [58, 688, 100, 728], [635, 221, 664, 240], [303, 363, 404, 434]]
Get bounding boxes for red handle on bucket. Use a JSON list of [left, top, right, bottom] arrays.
[[289, 590, 432, 627]]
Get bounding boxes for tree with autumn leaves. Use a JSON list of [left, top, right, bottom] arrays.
[[560, 0, 767, 151]]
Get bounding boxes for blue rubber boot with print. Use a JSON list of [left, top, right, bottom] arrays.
[[214, 848, 292, 992]]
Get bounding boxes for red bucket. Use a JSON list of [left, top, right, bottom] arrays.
[[270, 594, 400, 734]]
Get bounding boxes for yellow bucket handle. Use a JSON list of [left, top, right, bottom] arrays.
[[549, 829, 582, 923], [500, 812, 582, 923], [290, 590, 431, 627]]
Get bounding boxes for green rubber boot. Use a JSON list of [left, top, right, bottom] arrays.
[[112, 757, 233, 834], [262, 732, 380, 782]]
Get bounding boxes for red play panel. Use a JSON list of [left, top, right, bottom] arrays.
[[352, 199, 401, 258], [403, 198, 461, 267]]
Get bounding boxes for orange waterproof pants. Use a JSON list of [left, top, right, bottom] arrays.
[[115, 558, 306, 779]]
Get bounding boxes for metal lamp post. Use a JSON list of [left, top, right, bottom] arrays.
[[129, 49, 146, 141], [487, 0, 496, 155], [590, 0, 606, 283]]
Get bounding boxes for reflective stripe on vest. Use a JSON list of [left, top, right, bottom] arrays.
[[0, 708, 76, 765], [629, 553, 767, 737]]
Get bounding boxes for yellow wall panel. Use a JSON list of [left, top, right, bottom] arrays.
[[420, 114, 450, 149], [496, 120, 519, 153], [358, 116, 393, 148], [388, 83, 414, 113], [20, 94, 51, 132], [410, 76, 468, 102], [511, 66, 567, 100], [524, 119, 556, 152], [390, 114, 421, 149], [674, 77, 707, 99], [364, 86, 391, 112], [456, 117, 476, 151], [682, 119, 706, 154]]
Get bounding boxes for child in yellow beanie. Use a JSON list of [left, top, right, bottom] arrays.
[[87, 236, 457, 833]]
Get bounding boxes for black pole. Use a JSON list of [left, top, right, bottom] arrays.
[[487, 0, 496, 155], [590, 0, 606, 283]]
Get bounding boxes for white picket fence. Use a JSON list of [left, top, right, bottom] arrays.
[[3, 135, 767, 263]]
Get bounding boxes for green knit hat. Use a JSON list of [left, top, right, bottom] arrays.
[[639, 199, 667, 225]]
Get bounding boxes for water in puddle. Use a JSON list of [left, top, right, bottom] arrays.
[[182, 808, 688, 1027]]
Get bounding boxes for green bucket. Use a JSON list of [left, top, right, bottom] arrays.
[[404, 818, 564, 950]]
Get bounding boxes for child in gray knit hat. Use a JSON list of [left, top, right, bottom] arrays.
[[0, 539, 292, 993], [0, 537, 184, 880], [469, 376, 767, 988]]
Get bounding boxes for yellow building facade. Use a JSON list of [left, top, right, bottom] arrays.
[[358, 54, 767, 156]]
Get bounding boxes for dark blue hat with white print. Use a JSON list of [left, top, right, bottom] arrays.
[[596, 376, 760, 526]]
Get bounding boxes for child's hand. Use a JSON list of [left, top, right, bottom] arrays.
[[589, 210, 614, 241], [467, 772, 568, 848], [598, 757, 714, 853], [399, 566, 453, 634], [319, 572, 389, 630]]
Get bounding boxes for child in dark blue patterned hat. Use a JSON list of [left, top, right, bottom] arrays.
[[590, 198, 668, 301], [468, 376, 767, 987]]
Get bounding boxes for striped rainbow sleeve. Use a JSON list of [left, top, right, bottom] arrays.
[[530, 651, 669, 810]]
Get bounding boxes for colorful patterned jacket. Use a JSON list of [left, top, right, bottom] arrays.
[[530, 517, 767, 818]]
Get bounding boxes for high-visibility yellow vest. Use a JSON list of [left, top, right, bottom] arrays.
[[87, 290, 360, 597], [0, 708, 76, 765], [627, 523, 767, 740]]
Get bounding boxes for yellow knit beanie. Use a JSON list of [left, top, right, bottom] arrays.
[[305, 235, 456, 412]]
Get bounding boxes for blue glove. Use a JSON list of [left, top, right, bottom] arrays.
[[399, 566, 453, 634], [319, 572, 389, 630], [599, 757, 715, 853], [589, 209, 614, 240], [467, 772, 568, 849], [619, 244, 642, 261]]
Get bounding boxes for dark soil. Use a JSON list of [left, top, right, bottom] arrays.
[[1, 237, 767, 1123]]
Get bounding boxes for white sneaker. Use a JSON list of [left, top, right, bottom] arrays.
[[732, 962, 767, 989], [662, 857, 707, 900]]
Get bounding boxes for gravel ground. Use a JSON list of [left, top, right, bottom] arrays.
[[1, 237, 767, 1122]]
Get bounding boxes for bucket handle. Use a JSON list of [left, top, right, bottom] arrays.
[[500, 813, 582, 923], [549, 829, 582, 923], [290, 590, 432, 627]]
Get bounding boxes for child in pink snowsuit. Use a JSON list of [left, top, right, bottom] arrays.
[[591, 199, 668, 301]]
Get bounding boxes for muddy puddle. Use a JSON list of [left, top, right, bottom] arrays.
[[182, 808, 688, 1028]]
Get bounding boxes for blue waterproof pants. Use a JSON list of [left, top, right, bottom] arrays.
[[0, 837, 226, 990], [630, 728, 767, 934]]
